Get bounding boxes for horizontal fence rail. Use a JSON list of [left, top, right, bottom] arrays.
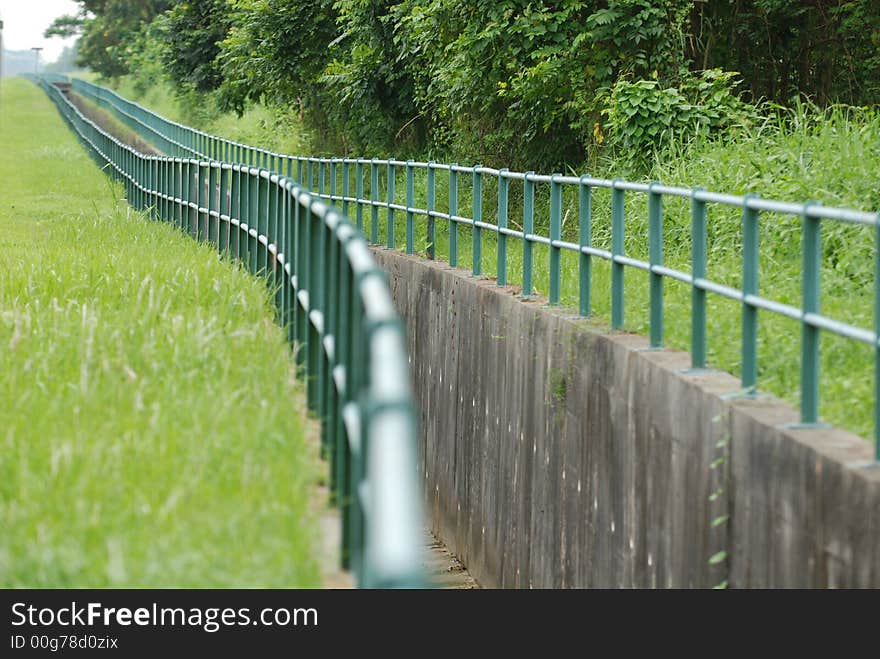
[[63, 75, 880, 460], [30, 75, 425, 588]]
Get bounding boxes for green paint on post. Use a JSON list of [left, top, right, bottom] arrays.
[[691, 188, 707, 369], [387, 161, 396, 249], [248, 170, 259, 274], [370, 161, 379, 245], [208, 164, 218, 245], [330, 159, 337, 204], [342, 161, 350, 217], [611, 181, 625, 330], [875, 221, 880, 461], [497, 169, 509, 286], [522, 172, 535, 297], [355, 161, 364, 231], [549, 174, 562, 305], [648, 183, 663, 347], [473, 166, 482, 276], [742, 196, 760, 393], [801, 202, 822, 424], [449, 165, 459, 267], [578, 175, 592, 317], [217, 167, 232, 254], [405, 161, 415, 255], [426, 163, 436, 259], [230, 166, 241, 259]]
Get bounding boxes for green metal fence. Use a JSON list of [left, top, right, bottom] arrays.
[[32, 75, 425, 588], [64, 75, 880, 461]]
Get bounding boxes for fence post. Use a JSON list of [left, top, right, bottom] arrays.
[[405, 161, 415, 255], [208, 163, 218, 246], [742, 195, 760, 392], [472, 166, 483, 277], [522, 172, 535, 297], [611, 179, 625, 329], [387, 160, 396, 249], [449, 165, 459, 267], [342, 160, 350, 217], [355, 161, 364, 231], [497, 169, 509, 286], [370, 160, 379, 244], [219, 165, 229, 255], [801, 202, 821, 424], [648, 182, 663, 347], [549, 173, 562, 305], [691, 187, 707, 368], [426, 163, 436, 259], [578, 175, 592, 317], [875, 220, 880, 461], [248, 169, 259, 274]]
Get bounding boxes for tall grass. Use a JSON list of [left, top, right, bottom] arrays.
[[0, 78, 322, 587]]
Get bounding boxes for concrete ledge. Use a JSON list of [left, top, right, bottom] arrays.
[[371, 248, 880, 588]]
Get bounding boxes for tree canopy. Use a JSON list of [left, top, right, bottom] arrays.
[[49, 0, 880, 168]]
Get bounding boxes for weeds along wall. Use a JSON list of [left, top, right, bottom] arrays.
[[30, 76, 425, 589]]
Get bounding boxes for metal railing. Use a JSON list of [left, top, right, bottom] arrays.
[[31, 75, 425, 588], [67, 75, 880, 460]]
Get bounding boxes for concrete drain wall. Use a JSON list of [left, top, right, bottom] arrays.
[[371, 249, 880, 588]]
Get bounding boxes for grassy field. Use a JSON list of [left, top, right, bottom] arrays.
[[0, 78, 322, 587]]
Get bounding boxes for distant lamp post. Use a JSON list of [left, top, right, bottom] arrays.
[[31, 47, 43, 75]]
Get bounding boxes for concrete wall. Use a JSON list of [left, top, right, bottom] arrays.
[[371, 248, 880, 588]]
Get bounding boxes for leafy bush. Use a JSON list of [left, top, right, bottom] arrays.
[[602, 69, 757, 168]]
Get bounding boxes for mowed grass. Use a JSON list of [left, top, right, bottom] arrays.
[[0, 79, 322, 587]]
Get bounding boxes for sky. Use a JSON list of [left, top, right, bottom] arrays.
[[0, 0, 81, 64]]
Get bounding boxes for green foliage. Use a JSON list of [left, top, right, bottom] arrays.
[[602, 69, 757, 167], [61, 0, 880, 169], [120, 17, 168, 97], [319, 0, 420, 155], [689, 0, 880, 106], [391, 0, 691, 167], [43, 15, 86, 39], [56, 1, 170, 79], [218, 0, 337, 116], [161, 0, 231, 94]]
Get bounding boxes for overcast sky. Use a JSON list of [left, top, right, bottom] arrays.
[[0, 0, 81, 63]]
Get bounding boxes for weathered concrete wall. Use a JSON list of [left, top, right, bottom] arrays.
[[371, 248, 880, 588]]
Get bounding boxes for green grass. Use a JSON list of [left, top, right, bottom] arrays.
[[0, 78, 322, 587]]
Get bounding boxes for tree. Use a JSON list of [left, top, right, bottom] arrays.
[[45, 1, 170, 78], [161, 0, 231, 93], [217, 0, 337, 112]]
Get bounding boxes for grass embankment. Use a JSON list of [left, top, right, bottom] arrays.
[[87, 75, 879, 442], [0, 78, 321, 587]]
